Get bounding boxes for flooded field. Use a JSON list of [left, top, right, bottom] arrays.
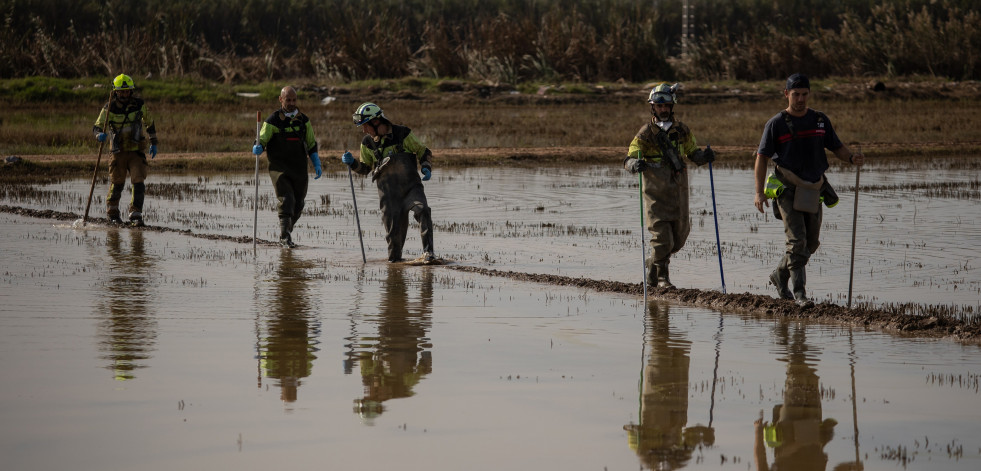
[[1, 162, 980, 470]]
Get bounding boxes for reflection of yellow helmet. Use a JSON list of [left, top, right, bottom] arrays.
[[113, 74, 135, 91], [764, 423, 782, 447]]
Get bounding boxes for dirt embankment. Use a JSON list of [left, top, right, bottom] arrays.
[[8, 203, 975, 343], [443, 266, 981, 344]]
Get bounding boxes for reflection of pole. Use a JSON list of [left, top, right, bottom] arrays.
[[848, 328, 861, 465], [709, 312, 723, 426], [847, 145, 862, 308], [636, 301, 649, 426]]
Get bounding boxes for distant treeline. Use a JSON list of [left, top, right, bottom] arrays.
[[3, 0, 979, 83]]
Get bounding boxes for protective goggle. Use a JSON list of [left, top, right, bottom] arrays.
[[353, 113, 372, 126], [649, 93, 673, 104]]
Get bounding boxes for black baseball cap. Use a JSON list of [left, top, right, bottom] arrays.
[[786, 73, 810, 90]]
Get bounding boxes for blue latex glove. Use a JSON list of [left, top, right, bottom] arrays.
[[96, 132, 107, 142], [252, 144, 264, 156], [341, 151, 355, 166], [310, 152, 322, 179], [421, 167, 432, 181], [149, 144, 158, 159]]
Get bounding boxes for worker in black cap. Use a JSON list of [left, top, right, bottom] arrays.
[[753, 73, 865, 305]]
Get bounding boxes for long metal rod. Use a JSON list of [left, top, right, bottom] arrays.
[[348, 158, 366, 264], [708, 159, 726, 293], [639, 171, 648, 303], [83, 86, 114, 226], [847, 146, 862, 308], [254, 111, 261, 254]]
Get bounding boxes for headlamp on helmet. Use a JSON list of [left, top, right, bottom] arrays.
[[353, 102, 385, 126]]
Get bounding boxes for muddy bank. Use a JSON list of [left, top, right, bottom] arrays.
[[444, 265, 981, 344], [0, 204, 280, 246]]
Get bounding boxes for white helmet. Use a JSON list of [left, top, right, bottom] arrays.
[[353, 102, 385, 126], [648, 82, 678, 105]]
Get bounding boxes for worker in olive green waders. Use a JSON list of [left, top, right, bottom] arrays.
[[92, 74, 159, 226], [623, 83, 715, 289], [342, 102, 435, 263], [252, 86, 323, 248], [754, 73, 864, 306]]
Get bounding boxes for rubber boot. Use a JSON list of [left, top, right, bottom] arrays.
[[107, 183, 124, 224], [279, 216, 296, 248], [789, 267, 812, 307], [654, 262, 674, 289], [645, 260, 657, 288], [416, 206, 435, 262], [769, 258, 793, 300]]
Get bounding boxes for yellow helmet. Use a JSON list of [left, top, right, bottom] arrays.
[[113, 74, 135, 91]]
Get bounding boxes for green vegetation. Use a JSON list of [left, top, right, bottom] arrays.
[[3, 0, 980, 83]]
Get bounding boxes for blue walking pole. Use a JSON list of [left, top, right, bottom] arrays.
[[707, 145, 726, 293]]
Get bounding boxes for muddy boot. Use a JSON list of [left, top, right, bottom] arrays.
[[279, 216, 296, 248], [789, 267, 813, 307], [654, 262, 674, 289], [128, 211, 144, 227], [129, 182, 145, 226], [107, 183, 124, 224], [769, 267, 793, 300], [644, 260, 657, 289]]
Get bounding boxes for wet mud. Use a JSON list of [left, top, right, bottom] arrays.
[[445, 265, 981, 343]]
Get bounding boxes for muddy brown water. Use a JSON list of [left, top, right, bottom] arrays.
[[1, 162, 979, 470]]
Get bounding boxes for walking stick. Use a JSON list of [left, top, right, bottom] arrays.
[[348, 151, 366, 263], [82, 86, 114, 226], [253, 111, 261, 254], [847, 146, 862, 308], [707, 145, 727, 293]]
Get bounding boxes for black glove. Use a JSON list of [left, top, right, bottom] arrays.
[[690, 147, 715, 165], [625, 158, 648, 174]]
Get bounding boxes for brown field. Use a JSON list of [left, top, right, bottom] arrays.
[[4, 79, 981, 173]]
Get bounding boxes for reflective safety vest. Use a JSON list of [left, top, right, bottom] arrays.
[[764, 173, 784, 199]]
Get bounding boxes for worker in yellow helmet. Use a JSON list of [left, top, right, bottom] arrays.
[[92, 74, 159, 226]]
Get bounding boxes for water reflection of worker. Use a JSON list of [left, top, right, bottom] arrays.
[[754, 321, 837, 471], [353, 265, 433, 422], [257, 249, 321, 403], [625, 301, 714, 470], [97, 229, 157, 381]]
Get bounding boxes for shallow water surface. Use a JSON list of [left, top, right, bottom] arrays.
[[1, 164, 979, 470]]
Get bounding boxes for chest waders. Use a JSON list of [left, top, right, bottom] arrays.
[[266, 112, 311, 247], [639, 125, 693, 289], [372, 151, 433, 262]]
